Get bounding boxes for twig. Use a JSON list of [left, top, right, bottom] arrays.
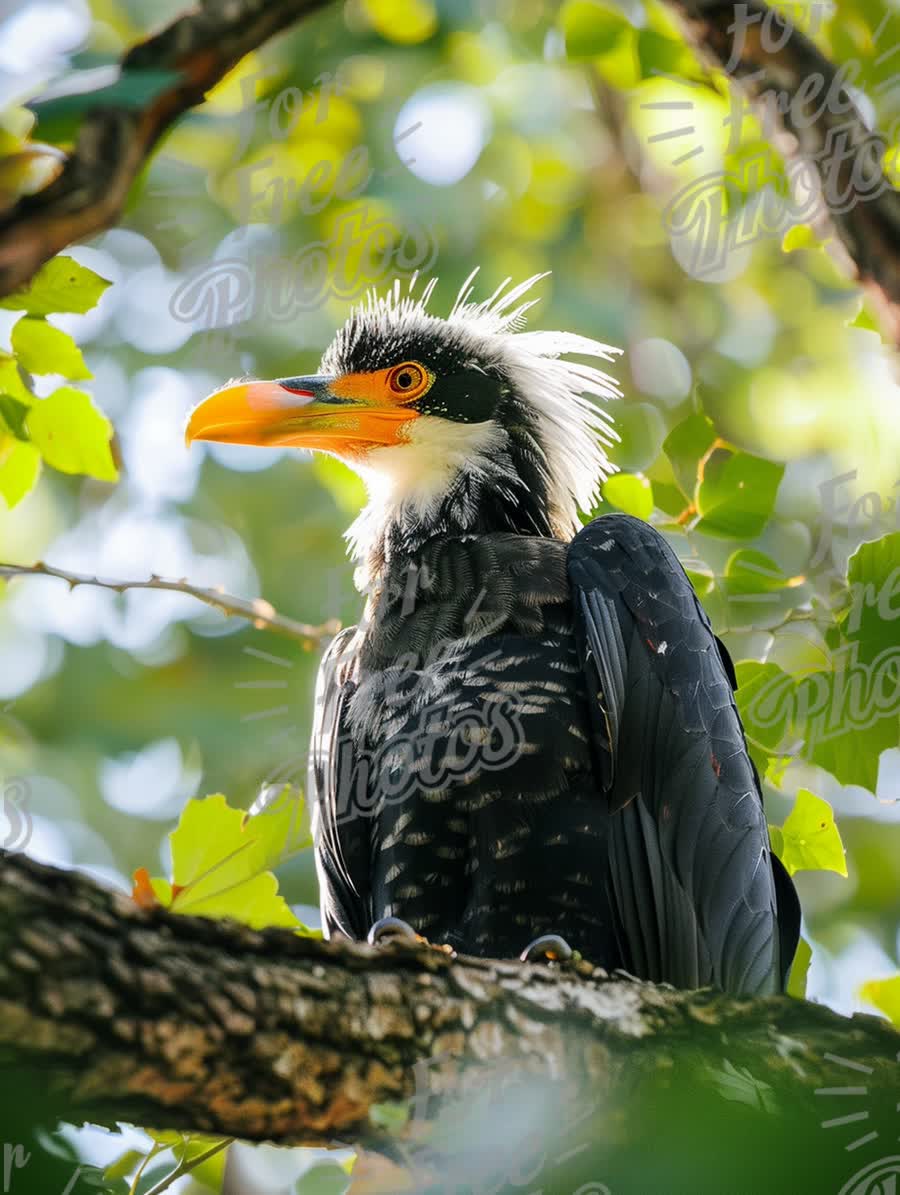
[[143, 1137, 235, 1195], [0, 0, 334, 297], [0, 560, 339, 647]]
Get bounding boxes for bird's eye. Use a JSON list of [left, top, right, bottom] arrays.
[[387, 362, 431, 400]]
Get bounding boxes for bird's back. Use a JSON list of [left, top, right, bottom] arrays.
[[310, 532, 620, 960], [310, 516, 799, 992]]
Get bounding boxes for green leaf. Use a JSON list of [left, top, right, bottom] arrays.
[[685, 567, 714, 596], [102, 1150, 145, 1181], [786, 936, 812, 999], [0, 436, 41, 507], [844, 531, 900, 666], [31, 69, 181, 144], [142, 1132, 231, 1193], [11, 316, 91, 379], [773, 788, 847, 877], [312, 453, 366, 514], [859, 974, 900, 1026], [724, 548, 787, 595], [560, 0, 629, 58], [611, 401, 666, 473], [696, 450, 784, 539], [0, 395, 31, 440], [735, 660, 794, 752], [781, 224, 820, 253], [293, 1163, 353, 1195], [146, 789, 315, 931], [806, 693, 896, 794], [602, 472, 653, 519], [652, 480, 686, 517], [26, 386, 118, 481], [0, 354, 34, 402], [636, 29, 697, 79], [662, 413, 716, 497], [0, 255, 111, 315]]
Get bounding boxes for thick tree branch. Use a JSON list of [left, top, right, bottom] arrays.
[[0, 560, 339, 646], [0, 0, 333, 297], [658, 0, 900, 343], [1, 850, 898, 1192]]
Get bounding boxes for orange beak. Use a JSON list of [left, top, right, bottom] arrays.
[[185, 375, 415, 457]]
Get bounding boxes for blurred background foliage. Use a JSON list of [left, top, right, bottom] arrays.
[[1, 0, 900, 1189]]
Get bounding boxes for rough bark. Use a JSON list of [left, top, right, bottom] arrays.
[[659, 0, 900, 344], [1, 848, 898, 1194], [0, 0, 333, 297]]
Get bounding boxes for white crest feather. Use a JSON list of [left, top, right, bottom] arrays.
[[331, 272, 622, 559]]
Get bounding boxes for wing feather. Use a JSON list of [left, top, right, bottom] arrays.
[[568, 513, 799, 993]]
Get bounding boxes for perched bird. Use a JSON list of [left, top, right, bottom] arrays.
[[186, 274, 800, 994]]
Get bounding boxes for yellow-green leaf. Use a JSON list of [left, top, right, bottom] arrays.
[[156, 790, 314, 931], [781, 224, 820, 253], [602, 472, 653, 520], [859, 975, 900, 1026], [11, 316, 91, 379], [0, 254, 110, 315], [561, 0, 629, 58], [26, 386, 118, 481], [0, 353, 33, 402], [772, 789, 847, 877], [787, 936, 812, 999], [0, 436, 41, 508]]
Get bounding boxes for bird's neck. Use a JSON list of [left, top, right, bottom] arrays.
[[345, 420, 558, 591]]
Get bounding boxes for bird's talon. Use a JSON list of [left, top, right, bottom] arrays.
[[367, 916, 420, 945], [519, 934, 574, 963]]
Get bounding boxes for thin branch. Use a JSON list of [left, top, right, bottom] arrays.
[[657, 0, 900, 344], [0, 560, 339, 646], [0, 0, 334, 297]]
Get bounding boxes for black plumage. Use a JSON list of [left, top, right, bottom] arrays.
[[311, 514, 799, 993]]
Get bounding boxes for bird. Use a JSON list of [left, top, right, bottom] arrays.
[[185, 272, 800, 995]]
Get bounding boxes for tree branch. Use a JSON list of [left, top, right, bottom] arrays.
[[0, 560, 339, 646], [658, 0, 900, 344], [1, 850, 897, 1192], [0, 0, 334, 297]]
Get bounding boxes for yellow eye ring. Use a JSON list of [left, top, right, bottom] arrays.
[[387, 361, 432, 401]]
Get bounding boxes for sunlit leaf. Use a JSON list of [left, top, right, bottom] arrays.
[[696, 450, 784, 539], [662, 412, 715, 497], [11, 316, 91, 379], [844, 531, 900, 665], [859, 975, 900, 1026], [724, 548, 787, 594], [362, 0, 437, 44], [786, 936, 812, 999], [136, 790, 315, 932], [294, 1162, 356, 1194], [0, 436, 40, 508], [772, 789, 847, 877], [602, 472, 653, 519], [313, 453, 366, 514], [684, 567, 714, 596], [26, 386, 118, 481], [0, 255, 111, 315], [561, 0, 629, 58], [781, 224, 820, 253], [0, 395, 31, 440], [0, 353, 33, 401]]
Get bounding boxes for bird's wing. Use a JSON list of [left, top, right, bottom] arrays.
[[309, 626, 370, 940], [567, 514, 799, 994]]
